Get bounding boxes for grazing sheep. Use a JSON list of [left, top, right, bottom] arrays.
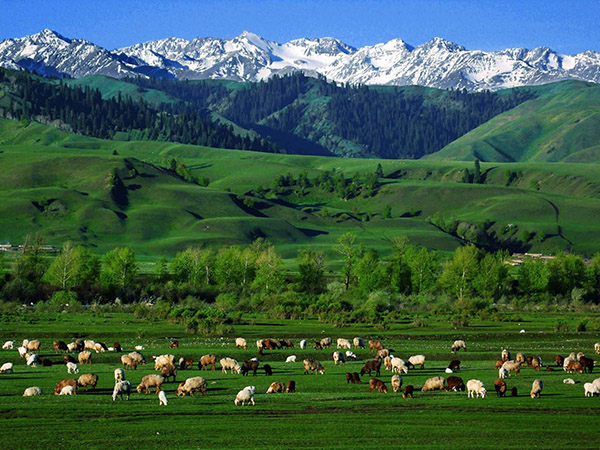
[[556, 355, 564, 366], [422, 376, 445, 392], [499, 367, 508, 379], [114, 368, 125, 383], [446, 376, 465, 392], [285, 355, 297, 363], [448, 360, 461, 372], [18, 346, 27, 358], [332, 351, 346, 365], [64, 355, 76, 364], [501, 349, 511, 362], [369, 378, 388, 393], [67, 342, 78, 352], [160, 363, 177, 382], [170, 340, 179, 349], [351, 372, 361, 384], [369, 340, 384, 352], [494, 379, 507, 397], [516, 353, 525, 364], [345, 351, 357, 360], [77, 373, 98, 390], [353, 337, 365, 349], [391, 357, 408, 374], [286, 380, 296, 393], [23, 386, 42, 397], [24, 340, 40, 352], [26, 353, 40, 367], [563, 378, 577, 384], [311, 341, 321, 350], [112, 380, 132, 401], [545, 366, 555, 372], [113, 342, 122, 353], [320, 337, 332, 349], [584, 382, 599, 397], [445, 368, 453, 374], [299, 339, 307, 349], [266, 382, 286, 394], [337, 338, 351, 349], [531, 357, 542, 372], [176, 377, 207, 396], [241, 359, 259, 376], [220, 357, 241, 374], [137, 374, 164, 394], [2, 340, 14, 350], [567, 360, 584, 374], [391, 374, 402, 393], [511, 387, 518, 397], [345, 373, 352, 384], [234, 386, 255, 406], [154, 354, 175, 371], [303, 359, 325, 375], [264, 364, 273, 376], [530, 379, 543, 398], [59, 385, 75, 395], [121, 355, 137, 370], [383, 356, 392, 371], [158, 390, 168, 406], [494, 360, 504, 369], [579, 356, 594, 373], [83, 340, 95, 351], [408, 355, 426, 370], [199, 354, 217, 371], [54, 379, 77, 395], [0, 362, 13, 373], [593, 378, 600, 391], [256, 339, 264, 351], [135, 345, 145, 351], [402, 385, 414, 398], [360, 360, 382, 377], [94, 342, 107, 353], [53, 340, 68, 352], [595, 343, 600, 355], [466, 379, 486, 398], [577, 352, 585, 360], [279, 339, 294, 349], [128, 351, 146, 366], [235, 338, 248, 349], [451, 340, 466, 352], [78, 351, 92, 365], [501, 360, 522, 376], [178, 357, 193, 370], [563, 356, 576, 371], [376, 349, 390, 360], [525, 356, 533, 367], [66, 362, 79, 374]]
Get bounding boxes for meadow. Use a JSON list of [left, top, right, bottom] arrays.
[[1, 312, 599, 449]]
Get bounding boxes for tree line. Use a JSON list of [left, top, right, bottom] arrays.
[[1, 234, 599, 325]]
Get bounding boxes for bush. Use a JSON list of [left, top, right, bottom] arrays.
[[412, 317, 429, 327], [576, 319, 588, 332], [48, 290, 78, 311], [555, 320, 570, 333]]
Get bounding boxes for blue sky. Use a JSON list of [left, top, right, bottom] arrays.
[[2, 0, 599, 53]]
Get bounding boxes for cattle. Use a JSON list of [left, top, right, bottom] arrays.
[[360, 360, 382, 377]]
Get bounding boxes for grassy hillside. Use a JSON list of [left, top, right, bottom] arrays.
[[2, 118, 600, 261], [431, 81, 600, 162]]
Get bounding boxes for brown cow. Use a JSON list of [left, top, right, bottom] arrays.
[[445, 376, 465, 392], [402, 385, 414, 398], [494, 379, 507, 397], [54, 378, 77, 395], [54, 341, 68, 353], [360, 360, 382, 377], [448, 360, 461, 372], [199, 354, 217, 371], [369, 378, 388, 393], [369, 340, 384, 352], [286, 380, 296, 393]]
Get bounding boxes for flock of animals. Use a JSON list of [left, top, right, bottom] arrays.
[[2, 337, 600, 406]]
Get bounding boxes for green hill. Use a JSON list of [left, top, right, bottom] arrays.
[[430, 81, 600, 162], [2, 117, 600, 260]]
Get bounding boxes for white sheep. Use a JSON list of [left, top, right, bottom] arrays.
[[499, 367, 508, 379], [220, 357, 241, 374], [332, 351, 346, 365], [176, 377, 207, 396], [593, 378, 600, 391], [530, 379, 543, 398], [2, 340, 14, 350], [285, 355, 297, 363], [337, 338, 351, 349], [391, 357, 409, 374], [300, 339, 307, 349], [467, 379, 486, 398], [563, 378, 577, 384], [256, 340, 263, 351], [66, 362, 79, 374], [23, 386, 42, 397], [114, 368, 126, 383], [158, 390, 168, 406], [502, 360, 522, 376], [563, 356, 576, 371], [235, 338, 248, 349], [451, 340, 466, 352], [113, 381, 132, 401], [584, 382, 599, 397], [27, 353, 39, 367], [445, 368, 453, 374], [391, 374, 403, 393], [17, 346, 27, 358], [94, 343, 106, 353], [154, 354, 175, 371], [135, 345, 145, 351], [408, 355, 426, 369], [59, 385, 75, 395], [345, 351, 357, 360], [67, 342, 78, 352], [422, 376, 445, 392], [0, 362, 13, 373], [353, 337, 364, 349], [234, 386, 255, 406], [84, 340, 96, 351], [595, 342, 600, 355], [501, 349, 511, 361]]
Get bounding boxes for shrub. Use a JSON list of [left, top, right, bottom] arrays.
[[412, 317, 429, 327], [576, 319, 588, 332], [555, 320, 570, 333]]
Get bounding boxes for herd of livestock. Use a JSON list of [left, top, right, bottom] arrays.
[[2, 337, 600, 406]]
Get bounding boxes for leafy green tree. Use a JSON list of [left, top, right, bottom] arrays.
[[101, 247, 138, 289], [586, 253, 600, 299], [383, 204, 392, 219], [355, 249, 385, 294], [473, 251, 509, 299], [155, 256, 169, 284], [375, 163, 384, 178], [406, 246, 438, 294], [387, 236, 412, 294], [297, 248, 326, 295], [439, 245, 480, 301], [214, 246, 245, 290], [547, 253, 586, 296], [335, 233, 357, 290], [473, 159, 482, 184], [518, 258, 549, 294], [12, 234, 47, 283], [172, 248, 213, 287], [43, 242, 82, 291], [252, 246, 285, 294]]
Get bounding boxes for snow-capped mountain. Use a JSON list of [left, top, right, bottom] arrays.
[[1, 29, 600, 91]]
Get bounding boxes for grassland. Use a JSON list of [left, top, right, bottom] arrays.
[[0, 313, 599, 448]]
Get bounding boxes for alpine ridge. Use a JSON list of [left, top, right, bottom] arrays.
[[1, 29, 600, 91]]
